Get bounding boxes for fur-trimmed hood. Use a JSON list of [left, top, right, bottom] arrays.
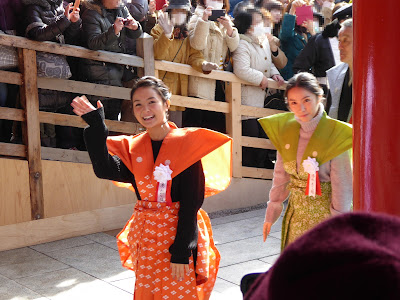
[[82, 0, 125, 16], [22, 0, 63, 10]]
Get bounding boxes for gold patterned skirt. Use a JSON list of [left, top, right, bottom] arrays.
[[281, 183, 332, 250]]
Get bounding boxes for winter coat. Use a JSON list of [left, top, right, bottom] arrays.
[[326, 62, 349, 120], [232, 34, 280, 119], [151, 23, 205, 97], [279, 13, 311, 80], [188, 6, 239, 100], [22, 0, 81, 44], [79, 0, 142, 86], [293, 32, 335, 78], [0, 0, 23, 31]]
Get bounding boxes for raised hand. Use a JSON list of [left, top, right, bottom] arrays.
[[202, 6, 213, 21], [71, 96, 102, 117], [158, 11, 174, 38], [124, 17, 139, 31], [217, 16, 233, 37], [64, 3, 80, 23]]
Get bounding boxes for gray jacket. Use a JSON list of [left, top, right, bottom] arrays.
[[326, 62, 350, 121]]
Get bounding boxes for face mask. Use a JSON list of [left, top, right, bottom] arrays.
[[314, 21, 321, 33], [252, 22, 265, 37], [171, 12, 187, 26], [264, 26, 272, 35], [208, 0, 223, 10]]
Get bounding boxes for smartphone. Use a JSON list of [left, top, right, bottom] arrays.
[[209, 9, 226, 22]]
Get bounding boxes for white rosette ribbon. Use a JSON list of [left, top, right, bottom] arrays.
[[153, 163, 173, 203], [302, 157, 321, 197]]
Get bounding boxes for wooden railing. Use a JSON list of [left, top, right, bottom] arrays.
[[0, 33, 287, 221]]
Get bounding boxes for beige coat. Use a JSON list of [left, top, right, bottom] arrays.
[[233, 34, 280, 119], [188, 7, 240, 100], [151, 24, 205, 98]]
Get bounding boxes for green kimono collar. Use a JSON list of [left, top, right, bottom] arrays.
[[258, 111, 352, 165]]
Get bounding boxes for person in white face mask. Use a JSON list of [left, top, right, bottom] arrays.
[[183, 0, 239, 132], [232, 7, 284, 169], [151, 0, 220, 125]]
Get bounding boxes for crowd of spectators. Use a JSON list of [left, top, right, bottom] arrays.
[[0, 0, 353, 167]]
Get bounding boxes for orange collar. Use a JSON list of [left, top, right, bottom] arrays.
[[107, 123, 232, 200]]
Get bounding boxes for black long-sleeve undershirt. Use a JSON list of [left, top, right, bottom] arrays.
[[81, 108, 205, 264]]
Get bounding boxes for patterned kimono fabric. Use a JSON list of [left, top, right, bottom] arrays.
[[259, 112, 352, 250], [106, 123, 232, 300]]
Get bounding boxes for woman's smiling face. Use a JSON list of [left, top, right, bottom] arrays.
[[132, 87, 170, 129], [287, 87, 321, 122]]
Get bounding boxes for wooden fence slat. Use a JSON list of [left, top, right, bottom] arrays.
[[171, 95, 230, 113], [37, 77, 131, 100], [20, 48, 44, 220], [41, 147, 91, 164], [241, 105, 283, 119], [242, 167, 274, 179], [0, 142, 26, 157], [0, 70, 22, 85], [225, 81, 242, 178], [155, 60, 287, 89], [0, 33, 144, 67], [241, 136, 276, 150], [0, 107, 25, 121]]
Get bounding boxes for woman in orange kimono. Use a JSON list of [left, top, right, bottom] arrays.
[[71, 76, 232, 300]]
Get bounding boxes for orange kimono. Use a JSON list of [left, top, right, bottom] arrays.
[[106, 123, 232, 300]]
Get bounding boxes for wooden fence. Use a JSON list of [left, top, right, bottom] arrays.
[[0, 33, 286, 247]]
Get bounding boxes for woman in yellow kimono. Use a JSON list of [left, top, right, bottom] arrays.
[[259, 72, 352, 250], [71, 76, 232, 299]]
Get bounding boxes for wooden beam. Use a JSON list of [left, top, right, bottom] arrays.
[[136, 33, 155, 76], [241, 136, 276, 150], [41, 147, 91, 164], [241, 105, 283, 119], [0, 33, 144, 67], [242, 167, 273, 180], [38, 111, 141, 135], [0, 142, 26, 157], [171, 95, 230, 113], [0, 70, 22, 85], [19, 48, 44, 220], [37, 77, 131, 100], [0, 107, 25, 121], [155, 60, 287, 90], [0, 204, 135, 252], [225, 81, 242, 178]]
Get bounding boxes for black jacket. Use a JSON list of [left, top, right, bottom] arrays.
[[292, 32, 335, 78], [80, 0, 142, 85], [22, 0, 81, 44]]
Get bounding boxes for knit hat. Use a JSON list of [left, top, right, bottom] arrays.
[[244, 212, 400, 300], [167, 0, 191, 11]]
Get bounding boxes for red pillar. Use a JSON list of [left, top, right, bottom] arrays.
[[353, 1, 400, 215]]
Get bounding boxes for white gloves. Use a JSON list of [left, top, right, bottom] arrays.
[[158, 11, 174, 38]]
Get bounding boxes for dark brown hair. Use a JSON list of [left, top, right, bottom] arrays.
[[130, 76, 171, 103], [285, 72, 324, 100]]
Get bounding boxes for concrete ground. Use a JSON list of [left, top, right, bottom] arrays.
[[0, 207, 282, 300]]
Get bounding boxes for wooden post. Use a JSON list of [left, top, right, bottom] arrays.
[[136, 33, 155, 77], [225, 81, 242, 178], [19, 48, 44, 220]]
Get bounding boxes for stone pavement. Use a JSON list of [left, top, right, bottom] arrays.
[[0, 208, 282, 300]]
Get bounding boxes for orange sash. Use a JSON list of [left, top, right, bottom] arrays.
[[106, 124, 231, 300]]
